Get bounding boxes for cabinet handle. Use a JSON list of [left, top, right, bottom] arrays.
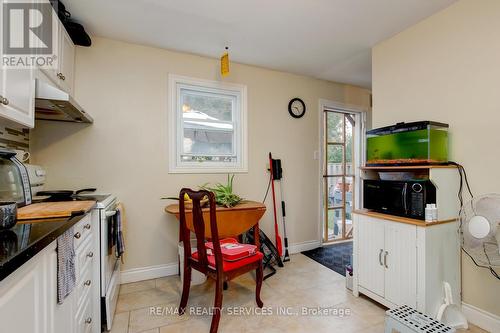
[[87, 251, 94, 258], [84, 223, 91, 230], [85, 317, 92, 324], [84, 279, 91, 286], [384, 251, 389, 268], [1, 97, 9, 106], [57, 72, 66, 81], [378, 249, 383, 266], [74, 232, 81, 239], [62, 75, 66, 81]]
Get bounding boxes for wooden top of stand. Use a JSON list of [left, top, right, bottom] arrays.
[[353, 209, 457, 227]]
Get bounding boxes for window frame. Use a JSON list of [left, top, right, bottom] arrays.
[[168, 74, 248, 173]]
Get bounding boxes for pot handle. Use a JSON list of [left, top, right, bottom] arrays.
[[75, 188, 97, 195]]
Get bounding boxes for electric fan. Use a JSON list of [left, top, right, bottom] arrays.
[[460, 194, 500, 274]]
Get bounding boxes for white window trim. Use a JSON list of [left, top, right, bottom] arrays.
[[168, 74, 248, 174]]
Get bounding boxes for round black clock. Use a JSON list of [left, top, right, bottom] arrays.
[[288, 98, 306, 118]]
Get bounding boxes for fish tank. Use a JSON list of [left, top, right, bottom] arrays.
[[366, 121, 449, 166]]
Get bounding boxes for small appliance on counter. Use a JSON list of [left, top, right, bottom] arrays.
[[366, 121, 449, 166], [0, 149, 32, 206], [364, 179, 436, 220], [0, 202, 17, 230]]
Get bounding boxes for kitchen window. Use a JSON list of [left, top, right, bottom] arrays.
[[168, 75, 248, 173]]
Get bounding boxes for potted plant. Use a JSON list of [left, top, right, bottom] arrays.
[[162, 174, 243, 208]]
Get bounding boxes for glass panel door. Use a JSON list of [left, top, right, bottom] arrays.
[[323, 110, 356, 242]]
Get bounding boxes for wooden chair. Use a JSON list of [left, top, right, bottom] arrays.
[[178, 188, 264, 333]]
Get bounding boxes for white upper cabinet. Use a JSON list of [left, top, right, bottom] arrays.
[[56, 23, 75, 94], [0, 68, 35, 128], [0, 1, 35, 128], [39, 7, 75, 95], [0, 0, 76, 128]]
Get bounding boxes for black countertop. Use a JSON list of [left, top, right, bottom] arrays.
[[0, 213, 87, 282]]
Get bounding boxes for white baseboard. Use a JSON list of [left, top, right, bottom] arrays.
[[462, 302, 500, 333], [289, 240, 321, 254], [120, 240, 322, 284], [120, 262, 179, 284]]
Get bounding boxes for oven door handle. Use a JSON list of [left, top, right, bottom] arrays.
[[105, 210, 117, 217]]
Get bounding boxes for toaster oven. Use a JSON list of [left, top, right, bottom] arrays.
[[0, 149, 32, 206]]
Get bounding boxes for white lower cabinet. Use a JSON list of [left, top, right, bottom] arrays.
[[353, 213, 459, 317], [0, 213, 100, 333], [384, 221, 417, 307], [0, 242, 52, 333], [357, 215, 385, 297]]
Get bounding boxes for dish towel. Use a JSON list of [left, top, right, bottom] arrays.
[[115, 203, 126, 262], [57, 226, 76, 304]]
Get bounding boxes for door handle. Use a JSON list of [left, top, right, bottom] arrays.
[[402, 183, 408, 214], [378, 249, 383, 266], [384, 251, 389, 268], [105, 210, 117, 217]]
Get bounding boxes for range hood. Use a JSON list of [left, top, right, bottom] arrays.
[[35, 79, 93, 123]]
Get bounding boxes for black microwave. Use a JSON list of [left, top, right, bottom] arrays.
[[363, 179, 436, 220]]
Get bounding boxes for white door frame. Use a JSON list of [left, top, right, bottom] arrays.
[[318, 99, 368, 246]]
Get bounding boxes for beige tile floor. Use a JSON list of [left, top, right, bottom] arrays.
[[111, 254, 488, 333]]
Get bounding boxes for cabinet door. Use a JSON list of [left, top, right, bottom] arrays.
[[384, 221, 417, 307], [0, 0, 35, 127], [0, 251, 47, 333], [58, 25, 75, 94], [357, 215, 385, 297], [0, 68, 35, 127]]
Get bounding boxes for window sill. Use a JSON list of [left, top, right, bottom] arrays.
[[168, 166, 248, 174]]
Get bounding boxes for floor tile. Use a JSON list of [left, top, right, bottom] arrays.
[[112, 253, 461, 333], [128, 301, 189, 333], [120, 279, 156, 295], [117, 288, 179, 313], [137, 329, 159, 333], [109, 311, 130, 333]]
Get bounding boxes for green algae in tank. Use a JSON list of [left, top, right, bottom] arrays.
[[366, 122, 448, 165]]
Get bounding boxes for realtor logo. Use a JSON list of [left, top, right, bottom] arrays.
[[2, 1, 58, 68]]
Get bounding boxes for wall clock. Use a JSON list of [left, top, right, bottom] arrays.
[[288, 98, 306, 118]]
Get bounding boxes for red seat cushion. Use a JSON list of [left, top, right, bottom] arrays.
[[192, 247, 263, 272]]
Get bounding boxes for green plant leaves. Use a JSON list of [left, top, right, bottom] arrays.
[[200, 174, 242, 207]]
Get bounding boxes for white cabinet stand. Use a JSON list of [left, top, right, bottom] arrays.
[[353, 212, 460, 317]]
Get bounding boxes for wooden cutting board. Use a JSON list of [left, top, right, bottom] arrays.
[[17, 201, 97, 220]]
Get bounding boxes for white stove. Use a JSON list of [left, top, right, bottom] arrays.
[[25, 164, 121, 331]]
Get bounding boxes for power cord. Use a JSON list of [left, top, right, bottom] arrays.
[[262, 172, 272, 203], [448, 161, 500, 280]]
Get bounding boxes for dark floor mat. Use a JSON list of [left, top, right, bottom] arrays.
[[302, 241, 352, 276]]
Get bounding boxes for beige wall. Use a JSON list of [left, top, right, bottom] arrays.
[[31, 37, 371, 274], [372, 0, 500, 316]]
